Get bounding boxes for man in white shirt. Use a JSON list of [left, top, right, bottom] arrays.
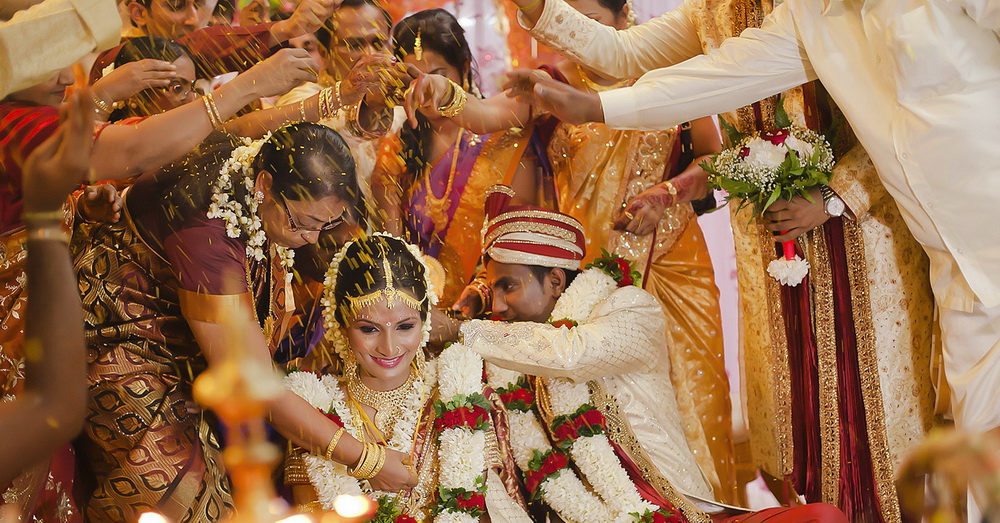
[[0, 0, 120, 97], [516, 0, 1000, 437]]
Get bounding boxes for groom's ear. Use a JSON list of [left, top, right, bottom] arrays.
[[548, 267, 569, 298]]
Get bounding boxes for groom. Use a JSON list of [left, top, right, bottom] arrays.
[[433, 185, 845, 520]]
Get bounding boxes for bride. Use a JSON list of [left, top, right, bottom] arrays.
[[283, 234, 532, 522]]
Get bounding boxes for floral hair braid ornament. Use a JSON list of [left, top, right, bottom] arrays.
[[206, 132, 295, 281]]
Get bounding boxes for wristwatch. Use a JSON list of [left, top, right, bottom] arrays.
[[819, 185, 846, 217]]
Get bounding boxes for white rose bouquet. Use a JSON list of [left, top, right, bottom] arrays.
[[702, 126, 835, 286]]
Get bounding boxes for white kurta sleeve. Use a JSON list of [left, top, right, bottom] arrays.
[[459, 287, 664, 383], [599, 2, 817, 130], [947, 0, 1000, 32], [521, 0, 702, 80], [0, 0, 120, 97]]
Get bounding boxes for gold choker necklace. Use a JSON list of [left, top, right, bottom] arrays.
[[347, 367, 419, 440]]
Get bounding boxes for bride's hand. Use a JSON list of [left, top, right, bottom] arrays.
[[368, 449, 417, 491]]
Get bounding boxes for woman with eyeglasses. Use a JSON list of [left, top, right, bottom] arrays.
[[70, 123, 418, 522]]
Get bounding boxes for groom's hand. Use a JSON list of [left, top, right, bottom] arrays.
[[502, 69, 604, 125], [763, 187, 829, 242]]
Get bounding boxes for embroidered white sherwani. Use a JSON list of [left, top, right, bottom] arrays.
[[587, 0, 1000, 436], [523, 1, 939, 517], [460, 285, 714, 500]]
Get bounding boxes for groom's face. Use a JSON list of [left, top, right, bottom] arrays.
[[486, 260, 564, 323]]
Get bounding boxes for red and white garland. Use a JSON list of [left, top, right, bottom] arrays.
[[284, 344, 494, 522], [484, 265, 685, 523]]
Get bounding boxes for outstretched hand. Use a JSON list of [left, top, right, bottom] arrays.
[[402, 73, 452, 128], [613, 183, 677, 236], [502, 69, 604, 125], [276, 0, 342, 39], [22, 87, 94, 214], [92, 59, 178, 108], [341, 54, 415, 108]]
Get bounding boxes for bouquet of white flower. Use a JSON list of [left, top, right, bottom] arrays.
[[702, 126, 835, 286]]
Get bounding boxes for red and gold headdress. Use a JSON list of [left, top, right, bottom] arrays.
[[481, 185, 586, 271]]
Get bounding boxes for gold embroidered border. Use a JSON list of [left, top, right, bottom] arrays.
[[758, 226, 794, 475], [807, 229, 842, 504], [484, 221, 578, 248], [485, 209, 584, 232], [589, 380, 711, 523], [842, 220, 901, 523]]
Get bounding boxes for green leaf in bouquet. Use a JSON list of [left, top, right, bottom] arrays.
[[763, 185, 782, 213], [774, 99, 792, 130], [718, 116, 747, 146]]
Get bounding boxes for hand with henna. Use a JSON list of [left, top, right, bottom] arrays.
[[613, 172, 705, 235]]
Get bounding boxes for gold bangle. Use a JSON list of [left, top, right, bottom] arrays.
[[202, 95, 222, 129], [348, 441, 371, 478], [519, 0, 543, 11], [437, 80, 467, 118], [368, 444, 387, 478], [662, 180, 678, 197], [92, 94, 113, 114], [298, 99, 308, 122], [350, 442, 383, 479], [324, 427, 345, 461], [22, 210, 65, 222], [25, 226, 70, 244]]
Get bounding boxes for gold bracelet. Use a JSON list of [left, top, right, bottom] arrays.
[[346, 103, 382, 140], [324, 427, 346, 461], [25, 226, 70, 244], [298, 99, 308, 122], [92, 94, 114, 114], [662, 180, 678, 197], [22, 210, 65, 222], [437, 80, 467, 118], [518, 0, 543, 11], [202, 95, 222, 129], [368, 444, 387, 478], [351, 442, 383, 479], [347, 441, 371, 478]]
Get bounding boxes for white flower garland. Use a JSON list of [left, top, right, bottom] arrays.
[[482, 272, 667, 523], [285, 344, 492, 521], [283, 367, 430, 509], [434, 344, 490, 522], [767, 255, 810, 287], [548, 269, 617, 323], [206, 133, 295, 282]]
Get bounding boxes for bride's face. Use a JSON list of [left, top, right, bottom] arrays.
[[345, 296, 424, 390]]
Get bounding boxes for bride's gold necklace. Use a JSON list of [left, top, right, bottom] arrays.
[[575, 63, 631, 92], [423, 129, 465, 235], [347, 366, 419, 441]]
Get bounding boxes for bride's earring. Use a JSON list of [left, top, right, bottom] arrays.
[[254, 191, 264, 204]]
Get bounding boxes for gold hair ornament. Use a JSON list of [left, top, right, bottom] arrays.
[[414, 29, 423, 61]]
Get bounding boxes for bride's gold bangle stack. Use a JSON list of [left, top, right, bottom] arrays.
[[348, 441, 386, 479], [437, 79, 467, 118]]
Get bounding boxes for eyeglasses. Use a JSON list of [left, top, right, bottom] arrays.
[[281, 195, 345, 233], [157, 79, 203, 98]]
